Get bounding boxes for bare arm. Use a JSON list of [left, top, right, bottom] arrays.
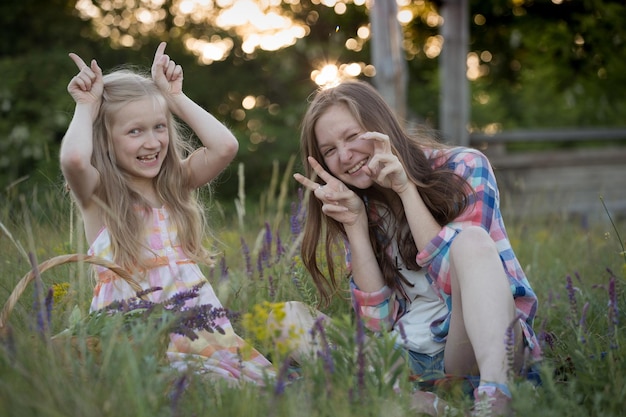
[[59, 54, 103, 210], [294, 157, 385, 293], [362, 131, 441, 251], [151, 42, 239, 189]]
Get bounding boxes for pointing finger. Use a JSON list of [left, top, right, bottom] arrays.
[[293, 173, 321, 191], [307, 156, 336, 184], [154, 41, 167, 63], [68, 53, 88, 71]]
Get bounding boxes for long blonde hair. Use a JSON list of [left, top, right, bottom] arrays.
[[299, 80, 471, 306], [89, 69, 213, 275]]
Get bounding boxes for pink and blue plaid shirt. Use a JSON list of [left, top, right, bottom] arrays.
[[349, 147, 541, 360]]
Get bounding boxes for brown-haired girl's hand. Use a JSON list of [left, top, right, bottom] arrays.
[[360, 131, 410, 195], [67, 53, 103, 106], [151, 42, 183, 96], [294, 156, 366, 226]]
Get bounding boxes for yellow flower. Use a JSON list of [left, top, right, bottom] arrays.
[[241, 301, 303, 360], [52, 282, 70, 305]]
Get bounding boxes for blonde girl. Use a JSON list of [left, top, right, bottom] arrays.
[[60, 42, 273, 384]]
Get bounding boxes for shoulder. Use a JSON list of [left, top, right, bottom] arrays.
[[426, 146, 492, 171]]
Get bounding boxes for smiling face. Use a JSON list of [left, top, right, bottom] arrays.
[[315, 103, 376, 189], [109, 97, 169, 190]]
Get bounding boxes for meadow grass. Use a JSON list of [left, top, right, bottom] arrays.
[[0, 172, 625, 417]]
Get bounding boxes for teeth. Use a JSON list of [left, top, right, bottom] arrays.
[[348, 159, 366, 174], [138, 154, 157, 161]]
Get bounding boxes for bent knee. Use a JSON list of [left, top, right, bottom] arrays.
[[450, 226, 497, 256]]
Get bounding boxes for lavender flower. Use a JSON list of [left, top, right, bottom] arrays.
[[311, 317, 334, 374], [256, 250, 264, 281], [273, 356, 292, 396], [263, 222, 272, 267], [241, 237, 252, 278], [565, 274, 578, 320], [219, 254, 228, 283], [289, 189, 305, 238], [275, 232, 284, 262], [169, 374, 188, 417], [505, 315, 521, 380], [579, 302, 590, 344], [96, 282, 235, 341]]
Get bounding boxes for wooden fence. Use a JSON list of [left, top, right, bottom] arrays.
[[469, 128, 626, 223]]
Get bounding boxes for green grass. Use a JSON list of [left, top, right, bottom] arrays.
[[1, 181, 625, 417]]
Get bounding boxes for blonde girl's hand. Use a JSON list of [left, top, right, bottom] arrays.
[[151, 42, 183, 96], [360, 131, 410, 194], [67, 53, 103, 106], [293, 156, 366, 227]]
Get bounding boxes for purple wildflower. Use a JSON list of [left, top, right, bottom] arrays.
[[268, 274, 276, 300], [44, 287, 53, 332], [219, 254, 228, 283], [256, 250, 264, 280], [99, 283, 235, 341], [263, 222, 272, 266], [169, 374, 188, 417], [289, 189, 305, 239], [505, 315, 521, 380], [579, 302, 590, 344], [241, 237, 252, 278], [273, 356, 292, 396], [29, 252, 48, 336], [275, 232, 284, 261], [311, 317, 334, 374], [565, 274, 578, 320]]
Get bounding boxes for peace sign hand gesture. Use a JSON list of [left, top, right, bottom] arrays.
[[361, 132, 410, 195], [294, 156, 366, 227], [151, 42, 183, 96], [67, 53, 103, 107]]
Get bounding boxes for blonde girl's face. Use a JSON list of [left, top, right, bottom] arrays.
[[314, 103, 376, 189], [109, 97, 170, 189]]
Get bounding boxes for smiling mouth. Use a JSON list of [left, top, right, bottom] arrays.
[[347, 158, 367, 174], [137, 153, 159, 162]]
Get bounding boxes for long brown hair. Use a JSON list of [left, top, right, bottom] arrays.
[[89, 69, 213, 275], [299, 80, 471, 306]]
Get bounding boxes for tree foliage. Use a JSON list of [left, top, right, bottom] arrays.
[[1, 0, 625, 206]]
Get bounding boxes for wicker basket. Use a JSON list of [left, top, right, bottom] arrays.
[[0, 253, 141, 332]]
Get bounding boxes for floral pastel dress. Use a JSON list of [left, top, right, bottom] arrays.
[[88, 206, 275, 385]]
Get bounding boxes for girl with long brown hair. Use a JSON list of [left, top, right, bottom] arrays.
[[292, 80, 541, 416]]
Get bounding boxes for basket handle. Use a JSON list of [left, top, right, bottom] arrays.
[[0, 253, 142, 330]]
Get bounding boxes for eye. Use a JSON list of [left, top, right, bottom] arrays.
[[322, 147, 336, 157], [128, 128, 141, 135], [155, 123, 167, 130]]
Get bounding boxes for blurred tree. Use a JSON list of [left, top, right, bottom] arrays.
[[1, 0, 625, 210]]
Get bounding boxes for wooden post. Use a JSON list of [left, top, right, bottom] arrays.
[[439, 0, 469, 146], [369, 0, 408, 121]]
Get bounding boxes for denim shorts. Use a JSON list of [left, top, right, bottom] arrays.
[[405, 348, 479, 395], [406, 349, 446, 379]]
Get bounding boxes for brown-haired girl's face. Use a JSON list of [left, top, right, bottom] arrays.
[[314, 103, 376, 189], [109, 97, 170, 190]]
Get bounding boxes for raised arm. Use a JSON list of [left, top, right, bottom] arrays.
[[294, 156, 385, 293], [59, 53, 103, 209], [151, 42, 239, 189]]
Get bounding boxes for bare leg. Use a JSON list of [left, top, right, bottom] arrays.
[[444, 226, 524, 385]]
